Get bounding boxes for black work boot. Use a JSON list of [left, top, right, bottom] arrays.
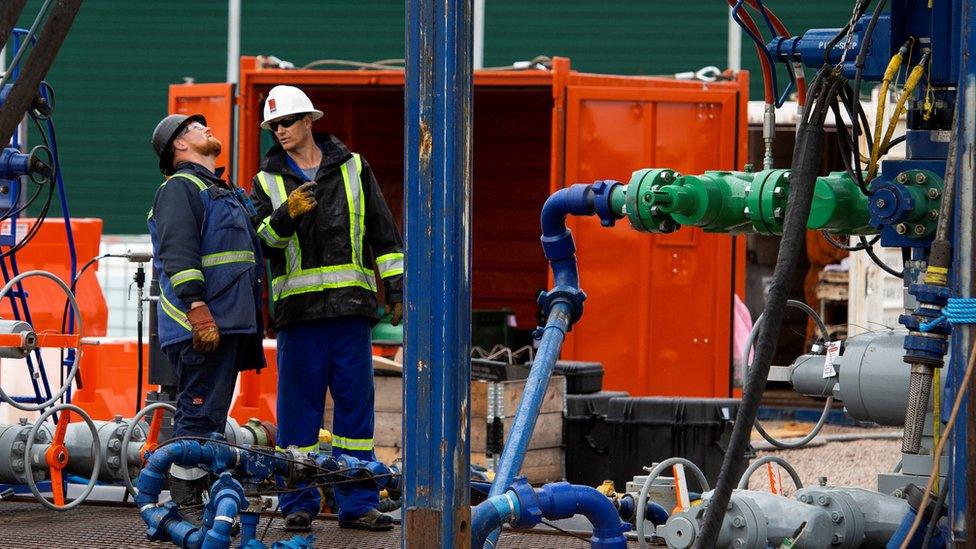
[[284, 510, 313, 532], [339, 508, 394, 531], [169, 477, 208, 526]]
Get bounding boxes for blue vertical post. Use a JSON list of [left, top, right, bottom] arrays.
[[951, 0, 975, 538], [403, 0, 473, 546]]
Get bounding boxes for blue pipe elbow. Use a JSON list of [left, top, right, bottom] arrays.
[[540, 184, 594, 289], [202, 496, 241, 549], [510, 480, 629, 549]]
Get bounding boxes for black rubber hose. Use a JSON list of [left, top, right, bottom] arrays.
[[921, 480, 950, 548], [694, 72, 837, 549]]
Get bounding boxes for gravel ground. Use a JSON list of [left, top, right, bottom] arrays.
[[745, 421, 903, 495]]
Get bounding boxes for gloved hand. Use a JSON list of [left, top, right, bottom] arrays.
[[187, 303, 220, 353], [385, 302, 403, 326], [286, 181, 317, 218]]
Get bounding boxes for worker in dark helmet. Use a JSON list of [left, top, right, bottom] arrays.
[[250, 85, 403, 533], [147, 113, 265, 522]]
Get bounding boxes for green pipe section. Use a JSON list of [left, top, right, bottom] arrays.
[[621, 168, 879, 236]]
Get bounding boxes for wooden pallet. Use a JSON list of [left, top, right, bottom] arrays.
[[326, 374, 566, 484]]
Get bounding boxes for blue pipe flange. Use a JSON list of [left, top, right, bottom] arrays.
[[535, 285, 586, 333], [144, 503, 184, 542], [589, 180, 621, 227], [509, 476, 544, 528]]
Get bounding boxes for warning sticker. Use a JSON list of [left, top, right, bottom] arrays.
[[823, 341, 841, 378]]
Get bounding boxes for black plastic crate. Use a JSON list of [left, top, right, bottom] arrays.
[[606, 397, 749, 488], [564, 391, 629, 487]]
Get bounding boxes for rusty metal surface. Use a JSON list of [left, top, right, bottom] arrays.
[[0, 502, 647, 548]]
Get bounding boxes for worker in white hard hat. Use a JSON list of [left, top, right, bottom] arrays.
[[250, 85, 403, 532]]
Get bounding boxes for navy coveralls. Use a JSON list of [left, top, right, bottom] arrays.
[[148, 162, 265, 438], [250, 136, 404, 520]]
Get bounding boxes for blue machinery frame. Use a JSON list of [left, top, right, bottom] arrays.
[[401, 0, 976, 546]]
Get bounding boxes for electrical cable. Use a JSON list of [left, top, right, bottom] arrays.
[[741, 300, 833, 449], [694, 67, 841, 549], [898, 343, 976, 549], [921, 479, 949, 548], [860, 236, 904, 277], [822, 231, 879, 251], [736, 455, 804, 490]]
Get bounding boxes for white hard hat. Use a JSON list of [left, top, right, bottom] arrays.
[[261, 85, 324, 129]]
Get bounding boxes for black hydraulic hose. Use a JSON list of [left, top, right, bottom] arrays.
[[921, 480, 949, 548], [694, 70, 838, 549]]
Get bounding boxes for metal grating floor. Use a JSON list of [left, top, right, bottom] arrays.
[[0, 501, 646, 548]]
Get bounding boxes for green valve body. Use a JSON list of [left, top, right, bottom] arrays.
[[620, 168, 879, 236]]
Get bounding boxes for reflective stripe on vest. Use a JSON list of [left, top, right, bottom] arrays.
[[256, 171, 300, 272], [147, 174, 208, 220], [159, 293, 190, 330], [171, 268, 204, 287], [259, 154, 375, 301], [375, 252, 404, 279], [257, 218, 288, 249], [331, 435, 374, 451], [201, 250, 255, 267], [275, 443, 319, 454]]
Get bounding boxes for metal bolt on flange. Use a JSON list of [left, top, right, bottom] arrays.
[[875, 198, 887, 208], [927, 187, 940, 199], [831, 511, 842, 523], [108, 439, 122, 451], [743, 206, 751, 216], [799, 494, 810, 503], [732, 516, 745, 528], [773, 186, 786, 198], [818, 495, 830, 506], [743, 185, 752, 195], [915, 172, 927, 184], [662, 172, 674, 183], [896, 223, 908, 235], [642, 193, 652, 203], [650, 205, 660, 215], [928, 209, 939, 220], [773, 207, 784, 219], [733, 539, 744, 548], [914, 224, 926, 235], [832, 533, 843, 544], [897, 173, 909, 184]]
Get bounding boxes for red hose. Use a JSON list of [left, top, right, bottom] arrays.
[[744, 0, 807, 105], [727, 0, 775, 104]]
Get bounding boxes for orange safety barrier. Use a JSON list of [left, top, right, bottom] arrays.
[[0, 218, 108, 336], [71, 338, 153, 420]]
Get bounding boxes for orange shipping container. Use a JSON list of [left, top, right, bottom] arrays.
[[173, 57, 747, 399]]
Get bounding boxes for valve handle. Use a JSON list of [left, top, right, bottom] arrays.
[[44, 409, 72, 506], [141, 408, 166, 462]]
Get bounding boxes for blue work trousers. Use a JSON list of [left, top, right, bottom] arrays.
[[163, 335, 244, 438], [276, 316, 377, 519]]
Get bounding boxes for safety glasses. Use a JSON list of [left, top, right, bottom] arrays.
[[269, 114, 305, 132]]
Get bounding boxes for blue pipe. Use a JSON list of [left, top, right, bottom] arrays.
[[473, 479, 629, 549], [202, 494, 242, 549], [483, 184, 610, 547], [238, 512, 259, 547], [471, 492, 521, 548]]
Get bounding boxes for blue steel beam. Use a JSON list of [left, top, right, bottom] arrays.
[[951, 0, 975, 539], [403, 0, 473, 546]]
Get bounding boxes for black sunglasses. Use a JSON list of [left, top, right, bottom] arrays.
[[269, 114, 306, 132]]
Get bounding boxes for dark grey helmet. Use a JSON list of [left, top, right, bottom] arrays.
[[151, 113, 206, 175]]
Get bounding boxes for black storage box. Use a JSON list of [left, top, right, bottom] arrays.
[[554, 361, 604, 394], [606, 397, 748, 488], [564, 391, 629, 487]]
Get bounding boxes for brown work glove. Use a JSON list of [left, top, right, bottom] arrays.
[[187, 303, 220, 353], [385, 302, 403, 326], [286, 181, 317, 219]]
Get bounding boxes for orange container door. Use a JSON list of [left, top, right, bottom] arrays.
[[168, 83, 235, 179], [556, 80, 746, 397]]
